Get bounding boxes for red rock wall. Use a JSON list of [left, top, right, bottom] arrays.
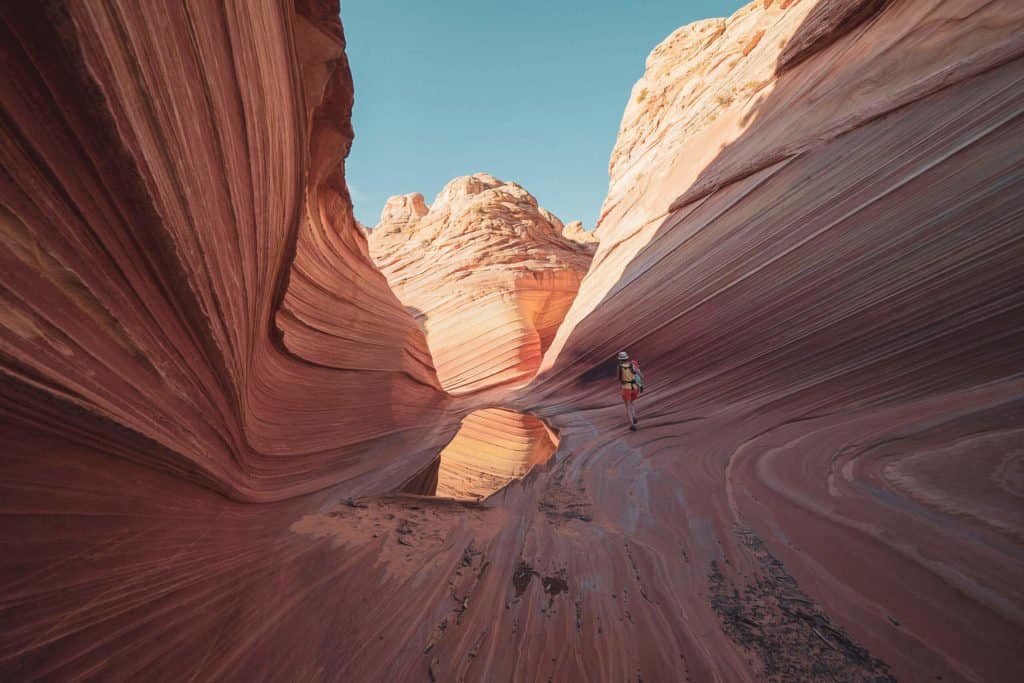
[[526, 0, 1024, 680], [0, 4, 462, 677], [1, 0, 446, 503], [2, 0, 1023, 681]]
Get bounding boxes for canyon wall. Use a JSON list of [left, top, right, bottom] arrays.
[[1, 0, 1022, 681], [1, 1, 449, 503], [0, 2, 466, 677], [370, 173, 592, 394], [525, 0, 1024, 680]]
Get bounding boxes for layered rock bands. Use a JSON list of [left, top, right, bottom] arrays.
[[2, 0, 1022, 681], [370, 174, 593, 395]]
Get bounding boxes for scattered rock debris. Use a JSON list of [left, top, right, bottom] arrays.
[[541, 573, 568, 598], [512, 561, 570, 607], [422, 538, 492, 676], [707, 530, 895, 682]]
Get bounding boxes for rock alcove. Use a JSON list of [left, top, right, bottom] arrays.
[[401, 408, 559, 500]]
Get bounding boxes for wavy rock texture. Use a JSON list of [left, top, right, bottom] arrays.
[[0, 1, 464, 674], [369, 174, 593, 394], [528, 0, 1024, 680], [2, 0, 1024, 681], [0, 0, 451, 504], [432, 408, 557, 500]]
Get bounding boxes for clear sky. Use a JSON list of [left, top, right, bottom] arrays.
[[340, 1, 747, 229]]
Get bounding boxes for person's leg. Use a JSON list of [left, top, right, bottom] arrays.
[[630, 395, 638, 424], [621, 388, 633, 425]]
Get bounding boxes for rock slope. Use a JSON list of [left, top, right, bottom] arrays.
[[2, 0, 1023, 681], [530, 0, 1024, 680], [369, 174, 593, 394]]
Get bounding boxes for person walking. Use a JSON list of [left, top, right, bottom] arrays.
[[616, 351, 643, 430]]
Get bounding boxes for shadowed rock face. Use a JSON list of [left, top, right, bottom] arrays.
[[2, 0, 1024, 682], [369, 173, 593, 394], [0, 0, 450, 503]]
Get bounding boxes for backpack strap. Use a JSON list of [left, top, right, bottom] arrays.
[[631, 360, 644, 389], [618, 362, 638, 389]]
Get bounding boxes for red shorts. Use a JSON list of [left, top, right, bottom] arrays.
[[621, 387, 639, 402]]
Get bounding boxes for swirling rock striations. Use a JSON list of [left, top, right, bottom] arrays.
[[0, 2, 466, 678], [530, 0, 1024, 680], [2, 0, 1024, 681], [432, 408, 557, 500], [369, 173, 593, 394], [0, 0, 448, 504]]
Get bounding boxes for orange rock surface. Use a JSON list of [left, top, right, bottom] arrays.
[[369, 174, 592, 394], [433, 408, 557, 500], [2, 0, 1023, 681], [561, 220, 599, 253]]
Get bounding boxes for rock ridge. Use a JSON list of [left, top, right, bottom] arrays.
[[370, 173, 594, 394]]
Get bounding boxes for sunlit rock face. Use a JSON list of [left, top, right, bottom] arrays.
[[398, 408, 557, 500], [528, 0, 1024, 680], [434, 408, 557, 500], [369, 173, 593, 395], [561, 220, 599, 253]]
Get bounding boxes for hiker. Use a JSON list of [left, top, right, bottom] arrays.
[[616, 351, 643, 430]]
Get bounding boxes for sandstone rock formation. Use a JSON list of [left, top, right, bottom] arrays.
[[433, 408, 557, 500], [529, 0, 1024, 680], [561, 220, 599, 253], [2, 0, 1023, 681], [0, 1, 452, 505], [369, 174, 593, 394]]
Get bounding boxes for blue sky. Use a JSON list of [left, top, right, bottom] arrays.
[[340, 1, 746, 229]]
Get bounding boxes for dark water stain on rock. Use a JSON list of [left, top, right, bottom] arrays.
[[513, 561, 536, 597], [542, 574, 568, 598]]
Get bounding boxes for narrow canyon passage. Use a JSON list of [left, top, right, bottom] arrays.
[[2, 0, 1023, 681]]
